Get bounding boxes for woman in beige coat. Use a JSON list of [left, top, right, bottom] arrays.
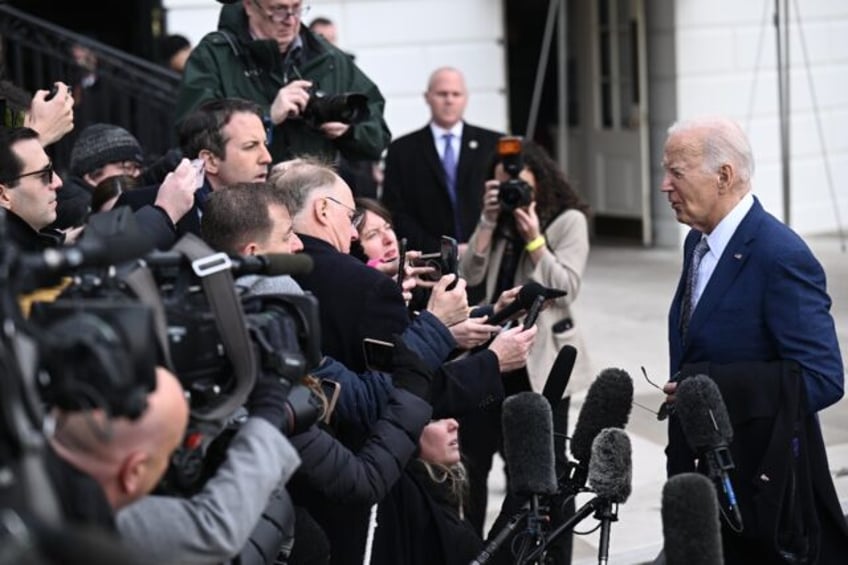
[[458, 141, 592, 557]]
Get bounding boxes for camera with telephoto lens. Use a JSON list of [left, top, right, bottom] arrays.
[[497, 136, 533, 212], [301, 85, 370, 129]]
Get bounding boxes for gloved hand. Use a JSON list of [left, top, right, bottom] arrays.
[[246, 374, 290, 431], [388, 335, 433, 403]]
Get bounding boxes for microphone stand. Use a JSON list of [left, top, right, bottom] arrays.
[[469, 507, 531, 565], [519, 495, 598, 564]]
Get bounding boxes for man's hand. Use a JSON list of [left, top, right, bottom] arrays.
[[427, 274, 469, 327], [154, 159, 198, 225], [25, 82, 74, 146], [488, 325, 537, 372], [489, 325, 538, 373], [662, 380, 678, 404], [449, 316, 500, 350], [319, 121, 351, 139], [269, 80, 312, 125]]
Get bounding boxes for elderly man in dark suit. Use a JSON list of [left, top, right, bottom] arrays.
[[382, 67, 502, 256], [660, 116, 846, 564]]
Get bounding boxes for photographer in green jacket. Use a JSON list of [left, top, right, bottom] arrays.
[[175, 1, 391, 164]]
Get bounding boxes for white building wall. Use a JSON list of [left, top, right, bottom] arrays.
[[163, 0, 509, 140], [672, 0, 848, 237]]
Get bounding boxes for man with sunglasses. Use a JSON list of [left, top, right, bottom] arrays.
[[175, 1, 390, 166], [0, 127, 63, 251]]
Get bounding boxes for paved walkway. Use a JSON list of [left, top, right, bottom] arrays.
[[485, 234, 848, 564]]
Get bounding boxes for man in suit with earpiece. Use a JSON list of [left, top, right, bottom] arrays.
[[382, 67, 502, 258]]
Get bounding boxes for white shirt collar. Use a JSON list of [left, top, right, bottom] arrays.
[[430, 121, 464, 142], [704, 191, 754, 261]]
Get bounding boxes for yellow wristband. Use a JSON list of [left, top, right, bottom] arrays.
[[525, 235, 546, 252]]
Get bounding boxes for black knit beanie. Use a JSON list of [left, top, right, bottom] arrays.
[[70, 123, 144, 177]]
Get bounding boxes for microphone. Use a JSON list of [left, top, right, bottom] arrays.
[[503, 392, 558, 497], [661, 473, 724, 565], [142, 251, 314, 277], [541, 345, 577, 408], [20, 207, 154, 275], [570, 368, 634, 467], [527, 428, 633, 565], [502, 392, 557, 557], [587, 428, 632, 565], [486, 281, 561, 326], [674, 374, 743, 532]]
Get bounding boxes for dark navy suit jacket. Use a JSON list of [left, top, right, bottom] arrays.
[[667, 196, 843, 413]]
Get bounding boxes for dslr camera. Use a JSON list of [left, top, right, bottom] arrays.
[[302, 85, 370, 129], [497, 136, 533, 212]]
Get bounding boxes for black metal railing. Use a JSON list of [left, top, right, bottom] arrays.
[[0, 3, 181, 173]]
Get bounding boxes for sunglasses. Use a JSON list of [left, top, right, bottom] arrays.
[[4, 161, 54, 185]]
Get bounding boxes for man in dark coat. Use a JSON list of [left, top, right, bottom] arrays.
[[660, 116, 847, 564], [382, 67, 503, 255]]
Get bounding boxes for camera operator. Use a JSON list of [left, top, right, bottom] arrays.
[[47, 366, 189, 528], [175, 1, 390, 165], [115, 368, 303, 563]]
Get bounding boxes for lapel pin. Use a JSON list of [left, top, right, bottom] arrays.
[[734, 253, 743, 260], [468, 140, 478, 150]]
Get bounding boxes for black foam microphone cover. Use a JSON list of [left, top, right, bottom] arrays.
[[502, 391, 558, 496], [570, 368, 634, 465], [674, 374, 733, 452], [486, 281, 546, 325], [662, 473, 724, 565], [541, 345, 577, 408], [587, 428, 632, 504]]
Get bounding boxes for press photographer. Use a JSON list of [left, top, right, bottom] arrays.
[[176, 0, 391, 164]]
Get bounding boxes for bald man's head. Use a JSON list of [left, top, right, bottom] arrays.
[[50, 367, 189, 510]]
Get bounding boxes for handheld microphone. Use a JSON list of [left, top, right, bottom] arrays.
[[674, 374, 743, 532], [570, 368, 634, 466], [588, 428, 632, 565], [486, 281, 564, 326], [541, 345, 577, 408], [142, 251, 314, 277], [662, 473, 724, 565]]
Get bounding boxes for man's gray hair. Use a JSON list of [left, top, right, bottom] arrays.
[[668, 116, 754, 184], [267, 157, 338, 216]]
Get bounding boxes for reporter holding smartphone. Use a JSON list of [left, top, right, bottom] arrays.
[[457, 140, 593, 552]]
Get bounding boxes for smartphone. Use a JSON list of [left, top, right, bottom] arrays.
[[363, 338, 395, 372], [396, 237, 408, 289], [523, 295, 546, 330], [45, 84, 60, 102], [440, 235, 459, 290], [319, 379, 341, 424]]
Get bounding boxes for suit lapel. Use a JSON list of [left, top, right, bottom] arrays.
[[685, 199, 764, 343], [417, 127, 448, 192]]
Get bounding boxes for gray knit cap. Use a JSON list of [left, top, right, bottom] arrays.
[[70, 123, 144, 177]]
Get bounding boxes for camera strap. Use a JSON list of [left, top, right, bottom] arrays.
[[172, 234, 258, 423], [122, 264, 174, 372]]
